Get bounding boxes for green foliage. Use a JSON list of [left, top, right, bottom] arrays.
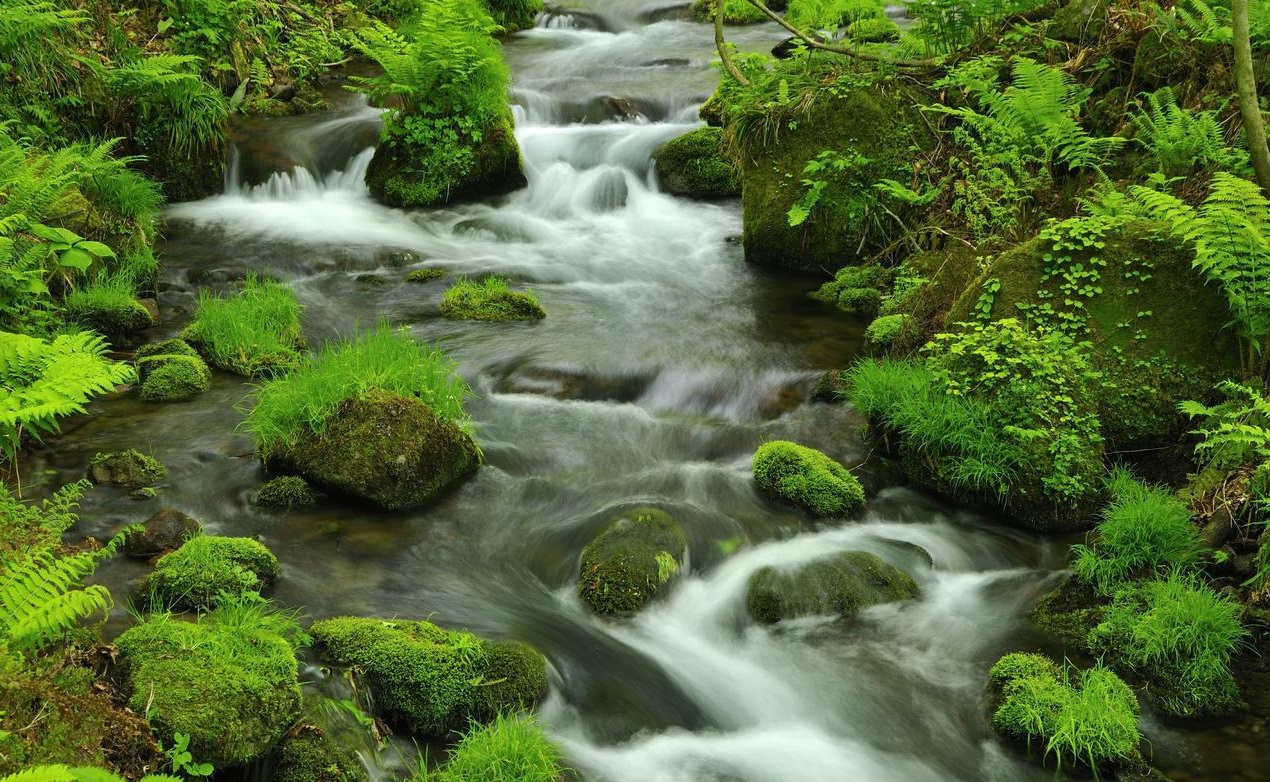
[[405, 268, 446, 283], [0, 767, 181, 782], [144, 535, 279, 612], [162, 732, 213, 779], [63, 273, 154, 341], [0, 479, 87, 557], [1091, 576, 1246, 717], [1132, 88, 1248, 179], [864, 313, 915, 351], [428, 713, 565, 782], [1180, 380, 1270, 470], [787, 149, 871, 227], [785, 0, 885, 30], [139, 355, 211, 403], [907, 0, 1046, 54], [751, 440, 865, 517], [692, 0, 769, 24], [1131, 174, 1270, 372], [990, 654, 1140, 771], [310, 617, 546, 737], [243, 323, 471, 460], [577, 508, 687, 615], [746, 550, 918, 623], [86, 449, 166, 488], [0, 331, 135, 465], [186, 275, 303, 377], [1070, 468, 1203, 592], [441, 276, 545, 321]]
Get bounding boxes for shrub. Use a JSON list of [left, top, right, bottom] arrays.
[[310, 617, 546, 736], [255, 475, 317, 510], [1090, 576, 1246, 717], [143, 535, 279, 611], [242, 323, 471, 460], [430, 713, 565, 782], [185, 276, 303, 377], [1071, 468, 1203, 592], [751, 441, 864, 517], [577, 508, 687, 615], [441, 276, 545, 321]]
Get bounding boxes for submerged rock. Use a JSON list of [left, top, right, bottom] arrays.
[[653, 127, 740, 199], [86, 449, 166, 489], [752, 440, 865, 518], [746, 551, 918, 623], [124, 507, 202, 559], [577, 507, 688, 615]]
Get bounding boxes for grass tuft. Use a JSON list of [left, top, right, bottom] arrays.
[[441, 276, 545, 321], [426, 713, 566, 782], [186, 275, 303, 377]]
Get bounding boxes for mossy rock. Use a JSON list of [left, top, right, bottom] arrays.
[[86, 449, 166, 489], [752, 440, 864, 517], [837, 287, 883, 317], [366, 110, 526, 209], [1047, 0, 1110, 42], [847, 17, 900, 42], [273, 724, 368, 782], [136, 338, 200, 365], [1132, 28, 1197, 91], [441, 279, 545, 321], [181, 321, 304, 379], [577, 507, 688, 615], [117, 613, 302, 769], [653, 127, 740, 199], [690, 0, 768, 24], [275, 390, 480, 510], [948, 219, 1241, 450], [747, 550, 918, 623], [1028, 576, 1107, 649], [144, 535, 279, 611], [138, 354, 212, 402], [812, 265, 892, 317], [405, 268, 446, 283], [737, 72, 928, 272], [64, 296, 154, 341], [255, 475, 317, 510], [864, 314, 918, 355], [310, 617, 547, 737]]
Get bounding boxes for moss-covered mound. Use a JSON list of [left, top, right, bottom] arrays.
[[811, 264, 893, 317], [441, 276, 545, 321], [143, 535, 279, 611], [255, 475, 317, 510], [137, 351, 212, 402], [752, 441, 864, 517], [183, 276, 305, 378], [64, 293, 154, 341], [117, 608, 304, 769], [653, 127, 740, 199], [482, 0, 543, 31], [577, 507, 688, 615], [691, 0, 768, 23], [746, 551, 918, 623], [864, 314, 918, 355], [949, 218, 1241, 449], [405, 268, 446, 283], [366, 110, 526, 209], [276, 390, 480, 510], [310, 617, 547, 737], [273, 724, 368, 782], [86, 449, 166, 489]]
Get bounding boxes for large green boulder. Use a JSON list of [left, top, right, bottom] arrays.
[[577, 507, 688, 615], [752, 441, 864, 517], [653, 127, 740, 199], [143, 535, 279, 611], [310, 617, 547, 737], [117, 610, 303, 768], [746, 551, 918, 623], [275, 390, 480, 510]]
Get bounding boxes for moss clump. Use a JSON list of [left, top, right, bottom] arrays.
[[144, 535, 279, 611], [811, 265, 893, 317], [691, 0, 768, 23], [273, 724, 368, 782], [117, 604, 305, 768], [432, 713, 564, 782], [847, 17, 900, 41], [138, 355, 212, 402], [310, 617, 547, 737], [577, 507, 688, 615], [441, 276, 545, 321], [752, 441, 864, 517], [988, 653, 1140, 772], [1029, 576, 1107, 649], [255, 475, 317, 510], [184, 276, 304, 378], [747, 551, 918, 623], [136, 338, 200, 362], [653, 127, 740, 199], [864, 314, 917, 354], [86, 449, 166, 489], [405, 268, 446, 283], [63, 292, 154, 341]]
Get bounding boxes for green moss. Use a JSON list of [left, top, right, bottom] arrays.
[[144, 535, 279, 611], [185, 276, 304, 378], [481, 0, 544, 31], [86, 449, 166, 488], [577, 507, 688, 615], [752, 441, 864, 517], [274, 725, 368, 782], [405, 268, 446, 283], [139, 354, 212, 402], [310, 617, 547, 737], [255, 475, 317, 510], [441, 276, 545, 321], [746, 551, 918, 623], [837, 287, 883, 317], [691, 0, 769, 23], [1029, 576, 1107, 649], [810, 265, 892, 309], [63, 291, 154, 341], [117, 605, 304, 768], [654, 127, 740, 199], [846, 17, 900, 41], [136, 338, 200, 363], [432, 713, 564, 782], [864, 314, 917, 354]]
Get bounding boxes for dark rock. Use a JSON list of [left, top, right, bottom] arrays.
[[125, 508, 202, 559], [86, 450, 167, 489]]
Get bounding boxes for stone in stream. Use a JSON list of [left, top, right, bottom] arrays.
[[577, 507, 688, 615], [86, 449, 166, 489], [272, 723, 368, 782], [124, 507, 202, 559], [135, 337, 212, 403], [653, 127, 740, 200], [751, 440, 865, 518], [143, 534, 279, 611], [746, 551, 919, 623]]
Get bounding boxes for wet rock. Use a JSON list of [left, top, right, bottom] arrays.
[[746, 551, 919, 623], [639, 3, 692, 23], [653, 127, 740, 199], [578, 507, 687, 615], [124, 508, 202, 559], [143, 535, 279, 611], [255, 475, 317, 511], [87, 449, 167, 489], [273, 724, 368, 782], [642, 58, 691, 67], [268, 80, 298, 103], [752, 440, 865, 517], [810, 369, 849, 403], [136, 339, 211, 402]]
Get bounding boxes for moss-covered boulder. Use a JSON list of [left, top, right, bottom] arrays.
[[86, 449, 166, 489], [653, 127, 740, 199], [864, 314, 918, 355], [441, 277, 545, 321], [273, 724, 368, 782], [811, 264, 894, 317], [948, 218, 1241, 450], [138, 354, 212, 402], [366, 110, 526, 209], [124, 507, 202, 559], [276, 390, 480, 510], [747, 551, 918, 623], [405, 268, 446, 283], [752, 441, 864, 517], [143, 535, 279, 611], [734, 70, 927, 272], [1029, 576, 1108, 649], [117, 610, 303, 768], [577, 507, 688, 615], [310, 617, 547, 737], [64, 294, 154, 341], [691, 0, 768, 23], [255, 475, 317, 510]]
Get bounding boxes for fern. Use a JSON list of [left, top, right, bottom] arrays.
[[1177, 0, 1233, 44], [1133, 88, 1248, 177], [0, 766, 182, 782]]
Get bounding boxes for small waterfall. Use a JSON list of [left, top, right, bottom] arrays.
[[224, 147, 376, 200]]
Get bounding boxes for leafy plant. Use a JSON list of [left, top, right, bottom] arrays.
[[0, 767, 181, 782], [1180, 379, 1270, 469], [787, 149, 872, 227], [1132, 88, 1248, 178], [163, 732, 213, 779]]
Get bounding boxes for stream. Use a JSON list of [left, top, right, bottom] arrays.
[[17, 1, 1269, 780]]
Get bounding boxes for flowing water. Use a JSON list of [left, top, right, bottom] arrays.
[[19, 1, 1270, 780]]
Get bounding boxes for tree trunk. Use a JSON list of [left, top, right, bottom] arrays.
[[1234, 0, 1270, 196], [714, 0, 751, 87]]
